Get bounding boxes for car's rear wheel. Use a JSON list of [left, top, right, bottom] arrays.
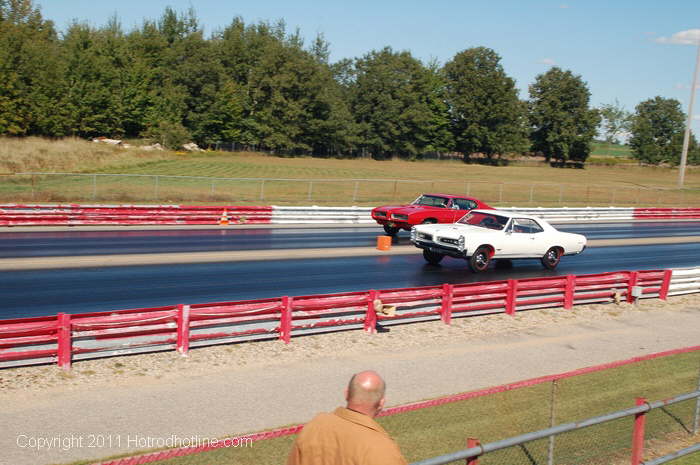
[[422, 249, 444, 265], [541, 247, 561, 270], [383, 225, 400, 236], [469, 246, 491, 272]]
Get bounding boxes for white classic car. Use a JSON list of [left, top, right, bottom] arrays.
[[410, 209, 587, 272]]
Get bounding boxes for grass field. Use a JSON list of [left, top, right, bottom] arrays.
[[1, 137, 698, 206], [67, 350, 700, 465]]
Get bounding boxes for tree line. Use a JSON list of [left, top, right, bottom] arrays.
[[1, 0, 698, 165]]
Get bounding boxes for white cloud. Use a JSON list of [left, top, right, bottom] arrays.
[[538, 58, 556, 65], [655, 29, 700, 45]]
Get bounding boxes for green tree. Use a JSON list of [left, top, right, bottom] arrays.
[[598, 99, 632, 144], [528, 67, 600, 164], [629, 96, 687, 165], [443, 47, 527, 162], [0, 0, 65, 136], [350, 47, 451, 159]]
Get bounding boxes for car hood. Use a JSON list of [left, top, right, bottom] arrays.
[[383, 205, 441, 214], [415, 223, 490, 238]]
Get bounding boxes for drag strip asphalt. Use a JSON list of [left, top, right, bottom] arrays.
[[1, 235, 699, 270]]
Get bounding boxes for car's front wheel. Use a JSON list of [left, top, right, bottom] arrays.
[[541, 247, 562, 270], [422, 249, 444, 265], [421, 218, 437, 224], [469, 246, 491, 272], [383, 225, 400, 236]]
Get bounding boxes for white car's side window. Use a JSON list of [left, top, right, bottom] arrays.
[[512, 218, 544, 234]]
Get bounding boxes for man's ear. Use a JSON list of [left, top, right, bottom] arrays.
[[378, 396, 386, 410]]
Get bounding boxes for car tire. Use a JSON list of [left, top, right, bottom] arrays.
[[422, 249, 444, 265], [421, 218, 437, 224], [541, 247, 561, 270], [469, 246, 491, 272], [383, 225, 400, 236]]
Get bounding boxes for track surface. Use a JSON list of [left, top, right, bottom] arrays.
[[2, 222, 700, 257], [2, 242, 700, 319]]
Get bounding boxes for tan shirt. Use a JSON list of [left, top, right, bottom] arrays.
[[287, 407, 408, 465]]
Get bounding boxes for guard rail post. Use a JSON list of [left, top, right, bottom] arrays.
[[176, 304, 190, 355], [627, 272, 639, 304], [506, 280, 517, 315], [280, 296, 293, 343], [441, 284, 453, 325], [466, 438, 480, 465], [365, 290, 378, 334], [631, 397, 648, 465], [564, 275, 575, 309], [659, 270, 672, 300], [56, 313, 72, 370]]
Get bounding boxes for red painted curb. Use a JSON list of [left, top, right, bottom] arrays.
[[90, 345, 700, 465]]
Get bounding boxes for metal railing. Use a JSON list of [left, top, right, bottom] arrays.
[[2, 172, 697, 206], [411, 390, 700, 465]]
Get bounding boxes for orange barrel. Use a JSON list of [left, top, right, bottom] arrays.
[[376, 235, 392, 251]]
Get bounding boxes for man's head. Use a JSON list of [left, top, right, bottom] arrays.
[[345, 370, 386, 418]]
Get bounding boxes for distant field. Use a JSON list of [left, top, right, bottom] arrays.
[[1, 137, 698, 206], [590, 141, 634, 158]]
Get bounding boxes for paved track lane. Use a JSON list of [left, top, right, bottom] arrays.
[[1, 241, 700, 319], [1, 221, 699, 258]]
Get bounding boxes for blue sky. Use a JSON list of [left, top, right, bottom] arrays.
[[38, 0, 700, 135]]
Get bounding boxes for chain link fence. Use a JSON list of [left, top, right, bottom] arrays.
[[382, 350, 700, 465], [1, 173, 697, 206]]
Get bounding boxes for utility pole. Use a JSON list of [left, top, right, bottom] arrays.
[[678, 35, 700, 188]]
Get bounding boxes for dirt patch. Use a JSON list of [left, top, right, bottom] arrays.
[[2, 294, 699, 394]]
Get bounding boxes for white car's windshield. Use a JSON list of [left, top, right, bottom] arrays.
[[458, 212, 509, 230], [412, 195, 449, 208]]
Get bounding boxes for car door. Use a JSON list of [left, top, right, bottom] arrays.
[[512, 218, 548, 256], [496, 218, 542, 257]]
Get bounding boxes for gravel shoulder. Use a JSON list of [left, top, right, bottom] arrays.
[[1, 294, 699, 465]]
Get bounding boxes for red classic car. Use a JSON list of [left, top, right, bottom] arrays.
[[371, 194, 493, 235]]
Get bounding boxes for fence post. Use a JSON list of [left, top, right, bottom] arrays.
[[280, 296, 293, 343], [365, 290, 378, 334], [441, 284, 453, 325], [352, 181, 359, 203], [466, 438, 480, 465], [92, 174, 97, 200], [307, 181, 313, 201], [260, 179, 265, 201], [506, 279, 517, 315], [547, 380, 558, 465], [57, 313, 72, 370], [627, 271, 639, 304], [630, 397, 647, 465], [564, 275, 575, 309], [176, 304, 190, 355], [659, 270, 672, 300]]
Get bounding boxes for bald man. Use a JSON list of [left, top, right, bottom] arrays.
[[286, 370, 407, 465]]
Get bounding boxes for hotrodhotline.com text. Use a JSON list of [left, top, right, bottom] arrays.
[[16, 434, 253, 451]]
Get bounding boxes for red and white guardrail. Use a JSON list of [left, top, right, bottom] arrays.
[[1, 267, 698, 369], [1, 204, 700, 226]]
